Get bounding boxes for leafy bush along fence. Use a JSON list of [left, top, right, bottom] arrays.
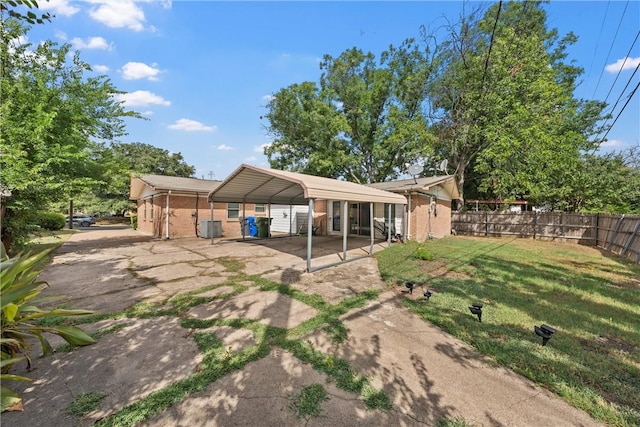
[[451, 212, 640, 263]]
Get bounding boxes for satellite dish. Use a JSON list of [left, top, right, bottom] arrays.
[[407, 164, 424, 176], [439, 159, 448, 172]]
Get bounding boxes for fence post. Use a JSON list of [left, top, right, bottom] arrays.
[[595, 213, 600, 247], [533, 211, 537, 240], [485, 211, 489, 236]]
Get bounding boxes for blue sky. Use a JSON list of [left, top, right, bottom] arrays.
[[24, 0, 640, 181]]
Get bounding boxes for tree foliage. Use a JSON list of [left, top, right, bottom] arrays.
[[265, 40, 435, 184], [264, 0, 632, 213], [0, 14, 139, 252]]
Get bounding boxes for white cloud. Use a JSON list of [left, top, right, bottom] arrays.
[[262, 94, 274, 102], [217, 144, 233, 151], [142, 110, 154, 116], [93, 64, 110, 73], [39, 0, 80, 16], [55, 31, 67, 41], [88, 0, 147, 31], [115, 90, 170, 107], [168, 119, 217, 132], [600, 139, 626, 148], [254, 143, 271, 153], [605, 57, 640, 73], [244, 156, 258, 162], [71, 36, 111, 50], [121, 62, 161, 81]]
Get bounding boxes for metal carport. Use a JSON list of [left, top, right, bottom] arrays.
[[207, 164, 407, 272]]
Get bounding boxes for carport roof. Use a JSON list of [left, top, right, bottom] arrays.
[[207, 164, 407, 205]]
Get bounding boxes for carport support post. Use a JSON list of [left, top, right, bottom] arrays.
[[242, 203, 246, 240], [343, 200, 348, 261], [289, 204, 293, 236], [165, 190, 171, 239], [370, 202, 374, 254], [210, 202, 214, 245], [307, 198, 314, 272], [387, 203, 392, 247]]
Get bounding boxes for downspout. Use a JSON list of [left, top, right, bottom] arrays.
[[165, 190, 171, 239], [407, 192, 412, 240], [194, 193, 199, 237]]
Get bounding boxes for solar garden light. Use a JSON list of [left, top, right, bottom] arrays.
[[468, 302, 483, 322], [534, 324, 557, 346], [423, 289, 433, 301], [405, 281, 415, 294]]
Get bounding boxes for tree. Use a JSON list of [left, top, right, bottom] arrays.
[[77, 142, 196, 215], [0, 15, 140, 252], [429, 1, 607, 208], [265, 40, 435, 184]]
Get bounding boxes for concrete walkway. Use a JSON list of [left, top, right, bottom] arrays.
[[3, 226, 602, 426]]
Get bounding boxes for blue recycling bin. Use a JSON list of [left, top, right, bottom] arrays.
[[246, 216, 258, 237]]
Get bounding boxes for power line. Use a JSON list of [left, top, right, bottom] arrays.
[[598, 79, 640, 145], [591, 0, 630, 99], [602, 30, 640, 104], [585, 1, 610, 85], [481, 0, 502, 88]]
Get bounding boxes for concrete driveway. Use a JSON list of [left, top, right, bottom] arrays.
[[3, 226, 602, 426]]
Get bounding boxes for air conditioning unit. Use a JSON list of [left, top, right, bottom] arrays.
[[200, 220, 222, 238]]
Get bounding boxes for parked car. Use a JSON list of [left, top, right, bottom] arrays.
[[66, 215, 96, 228]]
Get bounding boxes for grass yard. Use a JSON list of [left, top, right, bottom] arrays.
[[375, 236, 640, 427], [28, 229, 77, 253]]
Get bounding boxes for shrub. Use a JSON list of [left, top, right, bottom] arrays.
[[1, 249, 96, 412], [130, 215, 138, 230], [415, 246, 434, 261], [35, 212, 66, 231]]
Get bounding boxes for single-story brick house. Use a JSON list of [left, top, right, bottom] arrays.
[[130, 174, 273, 239], [368, 175, 460, 241]]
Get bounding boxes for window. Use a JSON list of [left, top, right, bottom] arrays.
[[150, 196, 154, 219], [384, 203, 396, 223], [227, 203, 240, 219], [255, 203, 266, 214], [332, 201, 341, 231]]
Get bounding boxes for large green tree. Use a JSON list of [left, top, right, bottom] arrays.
[[75, 142, 196, 215], [429, 1, 608, 206], [265, 40, 435, 184], [0, 14, 139, 252]]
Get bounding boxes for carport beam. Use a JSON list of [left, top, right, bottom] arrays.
[[307, 198, 314, 272]]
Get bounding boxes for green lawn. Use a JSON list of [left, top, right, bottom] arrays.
[[375, 236, 640, 427], [28, 229, 77, 253]]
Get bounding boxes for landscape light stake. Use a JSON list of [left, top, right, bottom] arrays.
[[405, 281, 415, 295], [534, 324, 557, 346], [468, 302, 483, 322]]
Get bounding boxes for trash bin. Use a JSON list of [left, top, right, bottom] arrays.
[[246, 216, 258, 237], [256, 217, 272, 238]]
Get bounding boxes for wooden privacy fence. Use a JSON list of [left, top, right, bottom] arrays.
[[452, 212, 640, 264]]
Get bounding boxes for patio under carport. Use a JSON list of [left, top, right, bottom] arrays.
[[207, 164, 407, 272]]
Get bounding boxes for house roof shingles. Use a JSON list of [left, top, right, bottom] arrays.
[[129, 174, 220, 200]]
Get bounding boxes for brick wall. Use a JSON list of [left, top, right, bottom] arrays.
[[136, 194, 265, 239], [409, 195, 452, 241]]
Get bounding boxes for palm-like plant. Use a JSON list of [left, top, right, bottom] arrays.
[[1, 249, 96, 412]]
